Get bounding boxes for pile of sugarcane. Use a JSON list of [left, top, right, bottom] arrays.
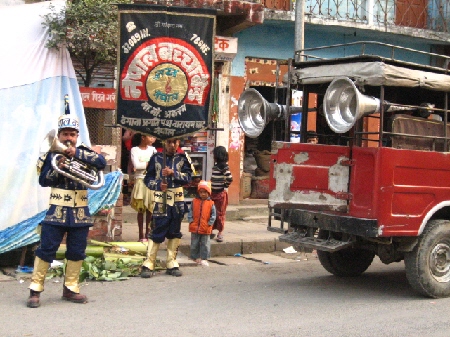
[[47, 240, 162, 282]]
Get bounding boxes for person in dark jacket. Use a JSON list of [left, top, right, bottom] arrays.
[[27, 114, 106, 308], [141, 138, 193, 278], [187, 181, 216, 267]]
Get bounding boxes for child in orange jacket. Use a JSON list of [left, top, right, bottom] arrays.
[[187, 181, 217, 267]]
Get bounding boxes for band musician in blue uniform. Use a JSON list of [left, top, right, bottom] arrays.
[[141, 138, 193, 278], [27, 114, 106, 308]]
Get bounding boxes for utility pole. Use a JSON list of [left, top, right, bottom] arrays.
[[294, 0, 305, 62]]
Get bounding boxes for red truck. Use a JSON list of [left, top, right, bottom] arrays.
[[238, 42, 450, 298]]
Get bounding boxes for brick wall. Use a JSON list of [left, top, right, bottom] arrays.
[[88, 194, 123, 242]]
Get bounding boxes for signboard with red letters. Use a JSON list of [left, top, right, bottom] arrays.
[[115, 5, 216, 140], [215, 36, 237, 61], [79, 87, 116, 109]]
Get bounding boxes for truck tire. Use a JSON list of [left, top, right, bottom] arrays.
[[316, 229, 375, 277], [404, 219, 450, 298]]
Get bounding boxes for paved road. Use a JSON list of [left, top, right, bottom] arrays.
[[2, 254, 450, 337]]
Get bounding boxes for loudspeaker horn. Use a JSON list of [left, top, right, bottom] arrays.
[[323, 77, 381, 133], [238, 88, 286, 138]]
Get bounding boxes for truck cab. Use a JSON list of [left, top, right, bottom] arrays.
[[238, 42, 450, 298]]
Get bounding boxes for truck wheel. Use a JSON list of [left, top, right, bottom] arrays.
[[316, 229, 375, 277], [404, 219, 450, 298]]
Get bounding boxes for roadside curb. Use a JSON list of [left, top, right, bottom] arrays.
[[178, 238, 291, 259], [121, 201, 286, 264]]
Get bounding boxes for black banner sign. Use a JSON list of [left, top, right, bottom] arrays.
[[117, 5, 216, 140]]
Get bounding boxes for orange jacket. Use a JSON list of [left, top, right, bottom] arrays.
[[188, 198, 216, 234]]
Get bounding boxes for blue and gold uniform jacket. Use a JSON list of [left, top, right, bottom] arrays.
[[38, 144, 107, 227], [144, 151, 193, 215]]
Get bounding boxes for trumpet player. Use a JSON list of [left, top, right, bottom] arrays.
[[27, 114, 106, 308]]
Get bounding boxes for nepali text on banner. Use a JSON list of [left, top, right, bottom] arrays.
[[116, 5, 216, 140]]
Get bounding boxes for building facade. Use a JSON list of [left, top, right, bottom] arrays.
[[49, 0, 450, 205], [221, 0, 450, 204]]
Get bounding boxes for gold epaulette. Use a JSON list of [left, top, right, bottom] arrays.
[[36, 153, 48, 175], [79, 143, 92, 151]]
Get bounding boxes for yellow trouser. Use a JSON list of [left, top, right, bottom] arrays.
[[29, 257, 50, 292], [142, 240, 160, 270], [64, 260, 83, 293], [166, 238, 180, 269]]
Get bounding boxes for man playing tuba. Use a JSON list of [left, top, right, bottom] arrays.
[[27, 113, 106, 308]]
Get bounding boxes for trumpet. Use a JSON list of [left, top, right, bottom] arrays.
[[41, 129, 105, 190]]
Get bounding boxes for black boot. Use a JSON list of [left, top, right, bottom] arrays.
[[141, 266, 155, 278], [26, 290, 41, 308], [166, 267, 182, 277]]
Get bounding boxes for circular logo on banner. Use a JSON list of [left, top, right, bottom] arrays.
[[146, 63, 188, 107], [120, 37, 210, 107]]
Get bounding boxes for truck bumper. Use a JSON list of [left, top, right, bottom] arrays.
[[279, 231, 355, 252], [289, 209, 379, 238]]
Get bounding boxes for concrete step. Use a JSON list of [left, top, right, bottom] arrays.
[[225, 199, 268, 221], [226, 204, 269, 221], [123, 200, 269, 223]]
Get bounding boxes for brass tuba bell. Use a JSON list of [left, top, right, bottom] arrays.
[[40, 129, 68, 153], [40, 129, 105, 190]]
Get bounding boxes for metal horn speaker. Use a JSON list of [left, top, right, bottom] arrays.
[[323, 77, 382, 133], [238, 88, 286, 138]]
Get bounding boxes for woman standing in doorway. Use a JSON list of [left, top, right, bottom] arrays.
[[130, 133, 157, 242]]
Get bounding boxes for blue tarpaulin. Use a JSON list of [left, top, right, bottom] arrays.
[[0, 171, 123, 255]]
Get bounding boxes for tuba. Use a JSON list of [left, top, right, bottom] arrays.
[[40, 129, 105, 190]]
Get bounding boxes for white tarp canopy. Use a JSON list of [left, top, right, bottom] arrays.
[[0, 1, 91, 248]]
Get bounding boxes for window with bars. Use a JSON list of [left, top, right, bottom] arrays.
[[84, 108, 121, 172], [304, 0, 450, 31], [84, 108, 119, 146]]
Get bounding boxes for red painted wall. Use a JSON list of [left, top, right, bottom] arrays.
[[227, 76, 246, 204]]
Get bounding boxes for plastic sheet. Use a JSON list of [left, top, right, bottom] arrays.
[[0, 171, 123, 254]]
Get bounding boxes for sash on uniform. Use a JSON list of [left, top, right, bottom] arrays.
[[49, 188, 88, 207], [152, 187, 184, 206]]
